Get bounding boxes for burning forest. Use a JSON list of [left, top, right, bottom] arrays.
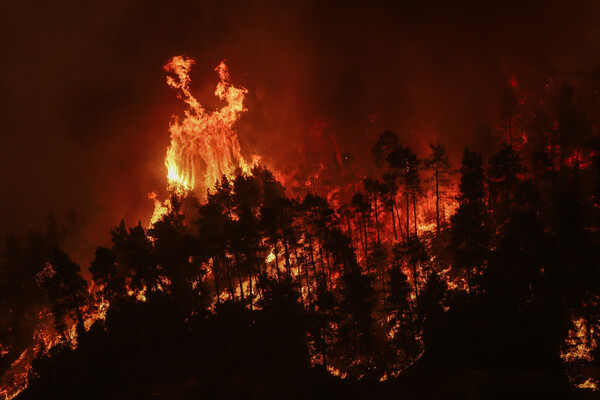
[[3, 1, 600, 399]]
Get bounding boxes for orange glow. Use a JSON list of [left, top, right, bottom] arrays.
[[163, 56, 250, 195], [509, 74, 518, 88], [562, 317, 597, 363], [150, 56, 253, 226]]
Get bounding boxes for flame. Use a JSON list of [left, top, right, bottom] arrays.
[[577, 378, 599, 391], [150, 56, 252, 226], [561, 317, 597, 363], [265, 251, 276, 264], [163, 56, 250, 195], [149, 192, 171, 226]]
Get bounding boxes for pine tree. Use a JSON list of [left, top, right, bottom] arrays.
[[425, 143, 453, 234], [450, 148, 490, 293]]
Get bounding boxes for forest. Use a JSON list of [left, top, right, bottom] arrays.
[[2, 80, 600, 400]]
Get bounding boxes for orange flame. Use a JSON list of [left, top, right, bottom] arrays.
[[163, 56, 250, 195], [150, 56, 251, 226]]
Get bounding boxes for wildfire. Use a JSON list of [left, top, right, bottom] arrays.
[[163, 56, 250, 195], [561, 317, 597, 363], [150, 56, 252, 225]]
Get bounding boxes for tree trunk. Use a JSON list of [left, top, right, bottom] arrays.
[[406, 191, 410, 239], [224, 255, 235, 301], [306, 230, 318, 288], [412, 261, 419, 301], [274, 241, 281, 283], [345, 213, 354, 251], [374, 194, 380, 244], [281, 217, 292, 278], [253, 248, 264, 301], [508, 117, 513, 147], [412, 187, 418, 238], [212, 257, 220, 304], [435, 165, 440, 234], [326, 250, 333, 289], [318, 243, 327, 289], [394, 201, 405, 241], [234, 252, 244, 303], [390, 198, 397, 241], [362, 213, 369, 269]]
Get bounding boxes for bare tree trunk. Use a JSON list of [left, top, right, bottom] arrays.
[[212, 257, 220, 305], [373, 194, 380, 244], [281, 218, 292, 278], [293, 241, 309, 307], [253, 248, 264, 301], [435, 165, 440, 234], [394, 201, 405, 241], [406, 191, 410, 239], [508, 117, 513, 147], [318, 243, 327, 289], [234, 252, 244, 303], [412, 261, 419, 301], [362, 214, 369, 268], [326, 250, 333, 289], [390, 198, 397, 241], [412, 187, 418, 238], [306, 230, 318, 288], [467, 266, 472, 294], [248, 261, 253, 311], [274, 241, 281, 283], [345, 213, 354, 251], [224, 255, 235, 301]]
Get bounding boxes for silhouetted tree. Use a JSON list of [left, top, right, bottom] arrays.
[[337, 262, 375, 375], [500, 86, 519, 146], [111, 220, 157, 294], [385, 256, 420, 362], [89, 246, 125, 304], [488, 142, 523, 213], [37, 248, 88, 336], [388, 145, 421, 237], [554, 82, 592, 170], [425, 143, 453, 234], [450, 148, 489, 293]]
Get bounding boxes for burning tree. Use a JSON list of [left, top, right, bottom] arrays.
[[3, 57, 600, 400]]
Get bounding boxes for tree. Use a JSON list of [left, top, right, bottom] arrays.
[[372, 129, 400, 167], [372, 130, 405, 240], [111, 220, 157, 294], [425, 143, 453, 234], [488, 142, 523, 213], [388, 145, 421, 238], [527, 109, 555, 178], [500, 87, 519, 146], [256, 166, 292, 280], [149, 195, 207, 313], [450, 148, 490, 293], [363, 178, 385, 245], [337, 263, 375, 375], [417, 270, 447, 352], [89, 246, 125, 304], [394, 237, 428, 301], [554, 82, 592, 171], [37, 248, 88, 336], [350, 191, 371, 267], [385, 263, 419, 363]]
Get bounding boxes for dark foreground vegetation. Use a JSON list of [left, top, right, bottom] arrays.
[[3, 81, 600, 399]]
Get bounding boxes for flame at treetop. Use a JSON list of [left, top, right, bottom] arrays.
[[163, 56, 250, 195], [151, 56, 252, 225]]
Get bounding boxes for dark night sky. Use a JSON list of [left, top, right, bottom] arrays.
[[1, 0, 600, 264]]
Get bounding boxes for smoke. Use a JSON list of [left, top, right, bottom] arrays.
[[1, 0, 600, 266]]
